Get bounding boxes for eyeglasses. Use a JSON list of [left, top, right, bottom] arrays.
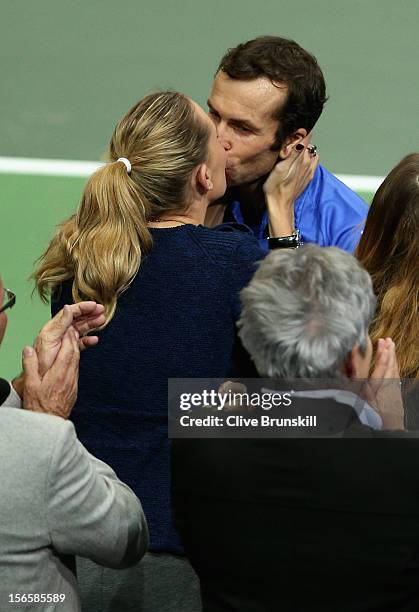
[[0, 289, 16, 314]]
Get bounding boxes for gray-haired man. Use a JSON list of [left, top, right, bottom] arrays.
[[173, 245, 419, 612]]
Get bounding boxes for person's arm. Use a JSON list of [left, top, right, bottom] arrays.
[[263, 143, 319, 240], [46, 419, 148, 568]]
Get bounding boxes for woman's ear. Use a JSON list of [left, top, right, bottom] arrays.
[[195, 163, 213, 194], [279, 129, 308, 159]]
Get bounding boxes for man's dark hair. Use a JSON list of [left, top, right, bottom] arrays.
[[217, 35, 328, 149]]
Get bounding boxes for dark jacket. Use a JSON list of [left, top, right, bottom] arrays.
[[173, 395, 419, 612]]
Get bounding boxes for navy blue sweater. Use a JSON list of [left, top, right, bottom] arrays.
[[53, 223, 265, 554]]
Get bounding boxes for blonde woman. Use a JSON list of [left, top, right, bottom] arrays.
[[35, 92, 264, 612]]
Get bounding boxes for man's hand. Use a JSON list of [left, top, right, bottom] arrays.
[[218, 380, 250, 412], [12, 301, 105, 399], [263, 140, 319, 237], [366, 338, 403, 430], [34, 302, 105, 377], [22, 328, 80, 419]]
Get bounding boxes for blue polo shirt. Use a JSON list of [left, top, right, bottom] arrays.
[[225, 164, 369, 253]]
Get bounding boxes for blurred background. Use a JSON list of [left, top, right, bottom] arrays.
[[1, 0, 418, 377]]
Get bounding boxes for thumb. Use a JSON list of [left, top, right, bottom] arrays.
[[22, 346, 41, 385], [370, 338, 389, 380]]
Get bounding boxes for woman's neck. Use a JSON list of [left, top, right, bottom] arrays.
[[148, 197, 209, 227]]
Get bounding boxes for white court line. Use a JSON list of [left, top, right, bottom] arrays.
[[0, 156, 102, 178], [0, 156, 385, 192]]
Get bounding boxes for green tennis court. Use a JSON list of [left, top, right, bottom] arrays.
[[1, 173, 87, 379]]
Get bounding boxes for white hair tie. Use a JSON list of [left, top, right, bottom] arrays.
[[116, 157, 132, 174]]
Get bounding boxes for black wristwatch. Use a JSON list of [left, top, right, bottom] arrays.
[[267, 229, 303, 249]]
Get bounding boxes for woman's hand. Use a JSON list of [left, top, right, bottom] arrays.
[[263, 140, 319, 237]]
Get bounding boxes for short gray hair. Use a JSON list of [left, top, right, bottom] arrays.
[[237, 245, 376, 378]]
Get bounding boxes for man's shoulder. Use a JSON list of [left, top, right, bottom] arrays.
[[310, 164, 368, 212]]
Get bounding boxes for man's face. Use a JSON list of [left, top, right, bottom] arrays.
[[208, 72, 287, 187], [0, 280, 8, 346]]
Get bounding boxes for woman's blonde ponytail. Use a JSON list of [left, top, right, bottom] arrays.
[[34, 91, 209, 325]]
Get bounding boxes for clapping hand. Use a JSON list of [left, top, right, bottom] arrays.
[[34, 302, 106, 376], [12, 302, 105, 417], [366, 338, 404, 430]]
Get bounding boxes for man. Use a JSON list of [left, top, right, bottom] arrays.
[[172, 246, 419, 612], [206, 36, 368, 251], [0, 281, 148, 612]]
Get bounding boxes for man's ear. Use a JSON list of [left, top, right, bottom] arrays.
[[344, 344, 369, 379], [279, 129, 308, 159], [344, 346, 362, 379], [194, 163, 213, 194]]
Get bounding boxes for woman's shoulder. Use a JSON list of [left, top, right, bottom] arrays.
[[211, 221, 254, 235], [199, 221, 253, 238], [193, 222, 262, 249], [51, 279, 74, 313], [189, 223, 265, 267]]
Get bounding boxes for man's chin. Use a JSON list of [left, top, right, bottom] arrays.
[[226, 172, 269, 190], [226, 171, 248, 188]]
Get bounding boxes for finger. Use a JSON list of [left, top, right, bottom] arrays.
[[370, 338, 389, 380], [218, 381, 247, 394], [270, 159, 294, 183], [71, 302, 105, 335], [296, 148, 319, 185], [386, 339, 400, 379], [272, 144, 305, 179], [307, 144, 318, 156], [37, 304, 74, 345], [301, 132, 313, 146], [55, 332, 80, 391], [68, 328, 80, 364], [79, 335, 99, 351], [218, 380, 235, 393], [308, 152, 320, 180], [73, 312, 106, 336], [22, 346, 41, 386], [301, 147, 319, 170], [51, 329, 80, 373], [67, 302, 104, 320]]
